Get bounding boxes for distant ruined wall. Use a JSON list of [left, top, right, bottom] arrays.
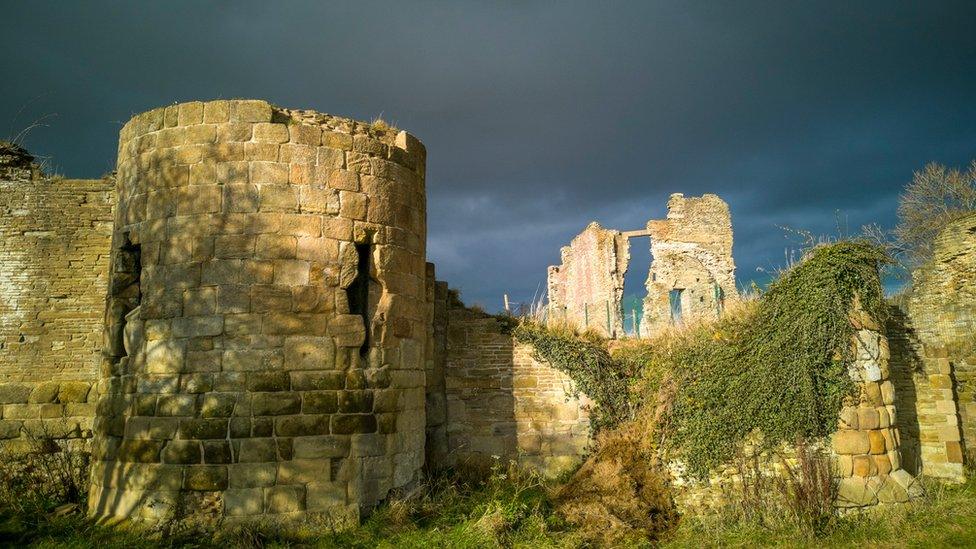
[[432, 298, 590, 476], [887, 212, 976, 482], [547, 193, 737, 339], [546, 223, 628, 337], [88, 100, 428, 525], [643, 193, 737, 335], [0, 143, 114, 452]]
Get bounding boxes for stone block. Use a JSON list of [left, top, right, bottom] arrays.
[[293, 435, 350, 459], [229, 463, 278, 488], [284, 336, 336, 370], [290, 371, 346, 391], [266, 485, 305, 514], [331, 414, 376, 435], [157, 394, 196, 416], [339, 391, 374, 413], [868, 430, 886, 454], [252, 393, 302, 416], [222, 350, 264, 372], [278, 458, 330, 484], [303, 391, 338, 414], [232, 100, 272, 123], [273, 259, 310, 286], [118, 439, 163, 463], [833, 431, 870, 455], [178, 418, 228, 439], [200, 393, 237, 418], [306, 481, 347, 510], [857, 408, 880, 430], [28, 382, 61, 404], [224, 488, 264, 516], [253, 123, 290, 143], [184, 465, 227, 491], [0, 384, 33, 405], [161, 440, 201, 464], [275, 415, 331, 437], [330, 314, 366, 347], [203, 441, 233, 464], [247, 372, 290, 392], [836, 477, 878, 508], [238, 438, 278, 463], [328, 170, 359, 192]]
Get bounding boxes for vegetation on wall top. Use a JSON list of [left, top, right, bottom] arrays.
[[516, 240, 889, 479]]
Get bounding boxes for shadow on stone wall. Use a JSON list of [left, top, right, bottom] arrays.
[[886, 305, 923, 476]]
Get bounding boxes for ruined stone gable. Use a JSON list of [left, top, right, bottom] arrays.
[[547, 193, 737, 337]]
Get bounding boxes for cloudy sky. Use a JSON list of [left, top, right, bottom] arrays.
[[3, 1, 976, 310]]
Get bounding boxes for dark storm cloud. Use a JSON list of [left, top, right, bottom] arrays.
[[3, 1, 976, 309]]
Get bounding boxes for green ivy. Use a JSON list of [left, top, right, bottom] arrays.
[[513, 323, 638, 431], [515, 240, 889, 479]]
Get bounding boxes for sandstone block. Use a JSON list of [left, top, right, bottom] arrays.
[[161, 440, 202, 464], [868, 430, 886, 454], [275, 415, 331, 437], [836, 477, 878, 508], [229, 462, 277, 488], [278, 458, 330, 484], [184, 465, 227, 491], [833, 431, 870, 455], [252, 393, 301, 416], [330, 314, 365, 347], [307, 482, 347, 510], [0, 384, 32, 404], [292, 436, 349, 461], [266, 485, 305, 514], [231, 100, 272, 123], [857, 408, 880, 430], [224, 487, 264, 516], [331, 414, 376, 435], [28, 382, 61, 404], [253, 123, 290, 143], [303, 391, 339, 414]]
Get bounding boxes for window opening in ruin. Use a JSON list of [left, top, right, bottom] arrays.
[[347, 242, 373, 357], [622, 235, 651, 336], [669, 289, 683, 324], [714, 283, 725, 315], [110, 235, 141, 359]]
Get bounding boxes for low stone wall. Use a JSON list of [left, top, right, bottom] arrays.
[[432, 301, 590, 476], [0, 145, 114, 452], [670, 302, 921, 512]]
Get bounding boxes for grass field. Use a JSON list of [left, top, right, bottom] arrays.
[[3, 468, 975, 548]]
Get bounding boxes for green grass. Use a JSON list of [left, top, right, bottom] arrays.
[[4, 468, 975, 548], [662, 476, 976, 549]]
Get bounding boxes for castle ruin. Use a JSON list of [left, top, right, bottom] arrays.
[[0, 99, 973, 525], [547, 193, 737, 337]]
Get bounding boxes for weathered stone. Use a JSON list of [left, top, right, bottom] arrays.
[[833, 431, 870, 455]]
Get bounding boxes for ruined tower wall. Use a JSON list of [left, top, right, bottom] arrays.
[[0, 145, 114, 451], [436, 301, 591, 476], [644, 193, 737, 334], [546, 222, 629, 337], [88, 100, 428, 524], [886, 212, 976, 481]]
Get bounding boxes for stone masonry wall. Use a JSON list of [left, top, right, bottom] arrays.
[[88, 100, 428, 525], [547, 194, 737, 339], [439, 300, 590, 476], [0, 143, 114, 452], [887, 212, 976, 481], [671, 301, 921, 512], [547, 222, 629, 337], [644, 193, 737, 335]]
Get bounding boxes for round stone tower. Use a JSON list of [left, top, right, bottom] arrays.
[[89, 100, 427, 525]]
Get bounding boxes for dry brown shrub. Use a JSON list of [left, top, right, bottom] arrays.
[[554, 414, 677, 545]]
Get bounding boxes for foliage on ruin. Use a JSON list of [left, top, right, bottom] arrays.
[[658, 240, 888, 477], [893, 160, 976, 267], [517, 240, 889, 480], [512, 322, 639, 431]]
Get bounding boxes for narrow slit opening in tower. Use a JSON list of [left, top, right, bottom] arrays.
[[111, 236, 142, 359], [347, 242, 372, 357]]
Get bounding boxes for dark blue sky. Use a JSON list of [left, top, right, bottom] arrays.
[[3, 1, 976, 310]]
